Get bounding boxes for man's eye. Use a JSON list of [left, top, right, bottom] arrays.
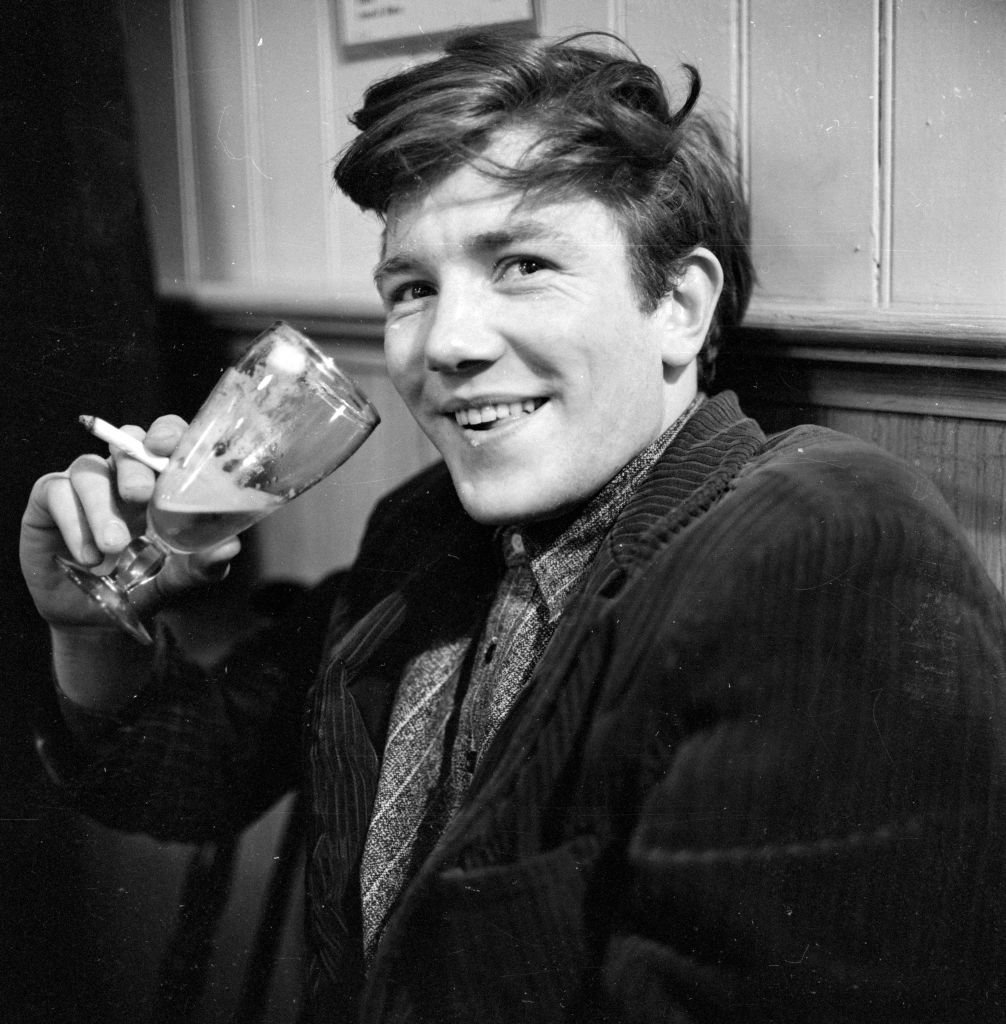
[[515, 258, 543, 275], [390, 281, 436, 305], [498, 256, 549, 280]]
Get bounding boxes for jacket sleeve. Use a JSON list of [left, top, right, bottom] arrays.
[[597, 440, 1006, 1023], [37, 460, 461, 846], [39, 572, 347, 843]]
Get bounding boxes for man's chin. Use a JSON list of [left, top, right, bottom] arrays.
[[452, 476, 581, 527], [455, 489, 524, 527]]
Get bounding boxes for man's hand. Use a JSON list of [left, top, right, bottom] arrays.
[[20, 414, 241, 631]]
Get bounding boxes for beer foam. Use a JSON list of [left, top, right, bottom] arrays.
[[157, 467, 281, 513]]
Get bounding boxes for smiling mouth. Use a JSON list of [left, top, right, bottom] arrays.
[[453, 398, 546, 431]]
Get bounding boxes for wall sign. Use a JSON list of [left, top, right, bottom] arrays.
[[337, 0, 536, 46]]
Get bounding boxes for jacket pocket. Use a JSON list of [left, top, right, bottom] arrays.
[[390, 835, 602, 1023]]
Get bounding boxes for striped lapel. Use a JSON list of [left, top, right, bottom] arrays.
[[304, 589, 407, 1011], [304, 469, 497, 1011]]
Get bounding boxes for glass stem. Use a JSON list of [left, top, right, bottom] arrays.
[[115, 535, 171, 593]]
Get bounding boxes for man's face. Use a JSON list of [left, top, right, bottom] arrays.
[[376, 133, 685, 525]]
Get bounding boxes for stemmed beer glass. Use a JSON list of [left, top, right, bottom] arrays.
[[56, 321, 380, 643]]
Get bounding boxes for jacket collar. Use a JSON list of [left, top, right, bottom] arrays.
[[337, 391, 763, 753], [342, 389, 764, 652], [584, 390, 765, 595], [451, 391, 765, 798]]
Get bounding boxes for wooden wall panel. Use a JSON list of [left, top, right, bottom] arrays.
[[249, 0, 333, 292], [835, 410, 1006, 596], [184, 0, 255, 282], [625, 0, 737, 130], [734, 397, 1006, 595], [539, 0, 610, 36], [125, 1, 1006, 328], [748, 0, 878, 304], [326, 45, 416, 306], [121, 0, 1005, 588], [891, 1, 1006, 313]]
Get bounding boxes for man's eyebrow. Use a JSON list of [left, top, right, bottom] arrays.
[[373, 253, 416, 287], [373, 218, 579, 286], [468, 219, 578, 253]]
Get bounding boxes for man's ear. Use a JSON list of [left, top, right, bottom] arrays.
[[653, 247, 724, 368]]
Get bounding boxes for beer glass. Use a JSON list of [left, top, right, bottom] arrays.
[[57, 321, 380, 643]]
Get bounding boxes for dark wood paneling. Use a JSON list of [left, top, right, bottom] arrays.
[[720, 387, 1006, 596]]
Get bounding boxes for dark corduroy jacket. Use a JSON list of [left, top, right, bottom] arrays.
[[54, 391, 1006, 1022]]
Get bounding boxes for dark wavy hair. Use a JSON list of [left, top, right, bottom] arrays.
[[334, 30, 753, 384]]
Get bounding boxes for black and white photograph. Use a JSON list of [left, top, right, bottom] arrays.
[[3, 1, 1005, 1022]]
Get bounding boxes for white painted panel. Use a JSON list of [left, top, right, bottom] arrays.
[[624, 0, 737, 130], [326, 44, 415, 306], [891, 1, 1006, 312], [250, 0, 333, 293], [749, 0, 877, 304], [185, 0, 255, 283], [538, 0, 610, 37]]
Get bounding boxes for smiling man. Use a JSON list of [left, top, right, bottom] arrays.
[[20, 29, 1006, 1024], [373, 129, 721, 525]]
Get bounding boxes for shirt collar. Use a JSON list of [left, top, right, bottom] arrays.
[[500, 394, 705, 622]]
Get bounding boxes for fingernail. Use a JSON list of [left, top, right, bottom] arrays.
[[103, 523, 130, 548], [145, 426, 175, 445], [81, 543, 102, 565]]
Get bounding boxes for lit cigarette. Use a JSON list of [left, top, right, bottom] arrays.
[[79, 415, 169, 473]]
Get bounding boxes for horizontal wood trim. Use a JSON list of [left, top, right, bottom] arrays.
[[719, 349, 1006, 423], [162, 287, 1006, 347], [743, 302, 1006, 358], [159, 285, 386, 341], [726, 311, 1006, 424], [159, 290, 1006, 422]]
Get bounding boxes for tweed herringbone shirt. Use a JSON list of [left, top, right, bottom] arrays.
[[359, 396, 703, 961]]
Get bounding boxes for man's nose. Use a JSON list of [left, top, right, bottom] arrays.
[[423, 286, 505, 373]]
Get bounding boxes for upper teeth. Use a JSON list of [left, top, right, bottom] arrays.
[[455, 399, 540, 427]]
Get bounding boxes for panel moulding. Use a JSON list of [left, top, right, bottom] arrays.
[[240, 0, 268, 284], [170, 0, 201, 285], [315, 0, 341, 289], [874, 0, 895, 309], [732, 0, 751, 194]]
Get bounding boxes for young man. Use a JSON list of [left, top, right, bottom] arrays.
[[20, 31, 1006, 1023]]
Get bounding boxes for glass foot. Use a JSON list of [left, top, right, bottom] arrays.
[[54, 555, 154, 645]]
